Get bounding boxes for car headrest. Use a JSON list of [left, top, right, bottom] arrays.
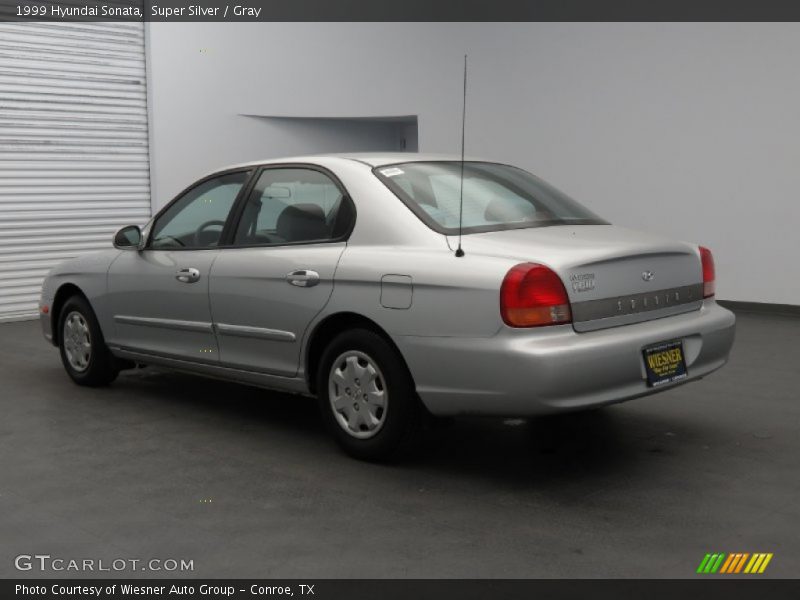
[[484, 198, 536, 223], [276, 203, 328, 242]]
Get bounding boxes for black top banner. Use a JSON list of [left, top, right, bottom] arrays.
[[4, 0, 800, 22]]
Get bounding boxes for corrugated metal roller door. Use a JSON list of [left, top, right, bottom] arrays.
[[0, 21, 150, 321]]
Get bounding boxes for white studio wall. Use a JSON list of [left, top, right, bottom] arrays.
[[146, 22, 799, 305]]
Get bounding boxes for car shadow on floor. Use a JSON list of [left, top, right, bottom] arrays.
[[109, 366, 697, 491]]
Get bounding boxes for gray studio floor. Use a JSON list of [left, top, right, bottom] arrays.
[[0, 311, 797, 578]]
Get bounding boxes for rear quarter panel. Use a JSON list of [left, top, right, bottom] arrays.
[[316, 158, 518, 339], [327, 246, 516, 338]]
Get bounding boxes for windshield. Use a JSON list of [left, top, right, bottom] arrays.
[[374, 161, 607, 234]]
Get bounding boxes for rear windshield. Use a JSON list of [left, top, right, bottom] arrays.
[[374, 161, 607, 235]]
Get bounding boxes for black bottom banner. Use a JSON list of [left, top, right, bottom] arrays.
[[4, 579, 800, 600]]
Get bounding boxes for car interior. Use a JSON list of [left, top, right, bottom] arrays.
[[149, 169, 355, 250]]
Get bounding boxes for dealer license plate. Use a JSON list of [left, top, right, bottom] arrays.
[[643, 340, 688, 387]]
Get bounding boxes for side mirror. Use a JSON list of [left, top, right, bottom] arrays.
[[113, 225, 142, 250]]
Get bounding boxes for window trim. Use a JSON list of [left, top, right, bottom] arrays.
[[223, 163, 357, 250], [372, 160, 608, 235], [144, 167, 255, 251]]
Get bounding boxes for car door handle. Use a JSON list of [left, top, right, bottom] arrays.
[[286, 270, 320, 287], [175, 267, 201, 283]]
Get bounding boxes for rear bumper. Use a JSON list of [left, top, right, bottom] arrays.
[[395, 300, 736, 416]]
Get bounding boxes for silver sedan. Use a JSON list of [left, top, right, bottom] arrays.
[[39, 153, 736, 460]]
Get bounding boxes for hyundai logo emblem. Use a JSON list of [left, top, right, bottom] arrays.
[[642, 270, 655, 282]]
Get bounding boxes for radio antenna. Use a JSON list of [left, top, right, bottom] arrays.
[[455, 54, 467, 258]]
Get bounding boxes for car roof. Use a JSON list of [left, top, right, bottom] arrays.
[[216, 152, 491, 172], [328, 152, 489, 167]]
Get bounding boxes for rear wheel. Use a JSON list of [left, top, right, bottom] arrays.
[[58, 295, 118, 386], [317, 329, 428, 461]]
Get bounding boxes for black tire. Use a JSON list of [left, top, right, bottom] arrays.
[[58, 295, 119, 387], [317, 328, 429, 461]]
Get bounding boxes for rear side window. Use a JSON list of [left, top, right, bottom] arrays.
[[374, 161, 607, 235], [233, 168, 354, 246]]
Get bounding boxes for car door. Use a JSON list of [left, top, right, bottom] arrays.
[[106, 170, 251, 359], [209, 166, 355, 377]]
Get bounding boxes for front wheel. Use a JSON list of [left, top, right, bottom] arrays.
[[58, 295, 118, 386], [317, 329, 428, 461]]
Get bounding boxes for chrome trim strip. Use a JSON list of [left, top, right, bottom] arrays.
[[572, 284, 703, 323], [572, 301, 703, 332], [109, 346, 309, 395], [215, 323, 296, 342], [114, 315, 213, 333]]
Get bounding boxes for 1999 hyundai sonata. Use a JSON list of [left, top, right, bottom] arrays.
[[40, 153, 736, 460]]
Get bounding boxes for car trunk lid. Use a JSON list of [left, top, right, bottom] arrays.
[[450, 224, 704, 332]]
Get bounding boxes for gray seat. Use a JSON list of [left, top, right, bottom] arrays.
[[276, 203, 329, 242]]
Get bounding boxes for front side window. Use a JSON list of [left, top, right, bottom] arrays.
[[150, 171, 250, 249], [374, 161, 607, 235], [233, 168, 354, 246]]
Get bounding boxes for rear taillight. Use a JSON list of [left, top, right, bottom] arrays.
[[500, 263, 572, 327], [699, 246, 715, 298]]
